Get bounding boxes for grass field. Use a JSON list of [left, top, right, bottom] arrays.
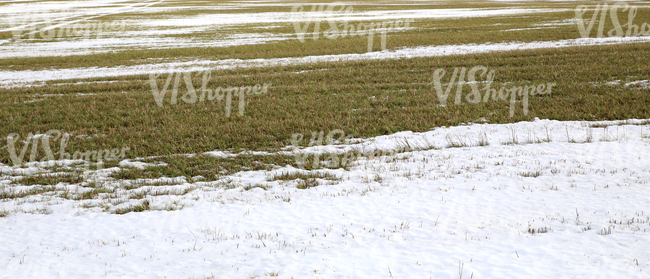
[[1, 1, 650, 278], [1, 1, 649, 181]]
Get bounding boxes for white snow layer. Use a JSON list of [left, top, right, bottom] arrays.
[[1, 118, 650, 278], [0, 3, 562, 59], [3, 35, 650, 88]]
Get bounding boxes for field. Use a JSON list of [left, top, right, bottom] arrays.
[[1, 0, 650, 278]]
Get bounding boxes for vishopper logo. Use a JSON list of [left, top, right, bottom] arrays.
[[148, 69, 271, 117], [3, 130, 129, 170], [7, 10, 126, 43], [575, 2, 650, 38], [431, 66, 555, 117], [290, 3, 413, 52]]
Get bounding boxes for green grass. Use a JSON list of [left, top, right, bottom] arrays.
[[12, 173, 85, 186], [72, 187, 115, 200], [268, 171, 340, 181], [2, 0, 650, 185], [0, 186, 58, 199], [296, 178, 320, 189], [267, 170, 341, 189], [113, 200, 150, 215], [110, 154, 296, 181], [2, 42, 650, 170], [4, 4, 648, 71]]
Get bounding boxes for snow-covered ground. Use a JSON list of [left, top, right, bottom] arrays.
[[2, 0, 649, 88], [0, 0, 564, 59], [3, 1, 650, 278], [1, 118, 650, 278], [3, 36, 650, 88]]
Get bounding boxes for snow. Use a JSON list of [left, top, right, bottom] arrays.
[[138, 8, 560, 28], [625, 80, 650, 89], [3, 35, 650, 88], [0, 33, 294, 59], [3, 1, 650, 277], [118, 159, 167, 170], [590, 80, 650, 89], [0, 3, 563, 59], [1, 118, 650, 278]]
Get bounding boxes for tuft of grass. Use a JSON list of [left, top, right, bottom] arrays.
[[243, 183, 269, 191], [268, 171, 340, 182], [128, 190, 148, 200], [518, 171, 542, 178], [445, 134, 468, 148], [111, 154, 296, 181], [113, 200, 150, 215], [73, 187, 115, 200], [528, 226, 550, 235], [153, 200, 185, 211], [590, 120, 650, 128], [294, 152, 356, 170], [297, 178, 319, 189], [598, 226, 613, 236], [476, 131, 490, 147], [502, 127, 520, 145], [12, 173, 85, 186], [0, 186, 57, 200], [396, 138, 438, 152], [589, 123, 610, 128]]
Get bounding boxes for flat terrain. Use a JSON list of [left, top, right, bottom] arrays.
[[1, 0, 649, 278]]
